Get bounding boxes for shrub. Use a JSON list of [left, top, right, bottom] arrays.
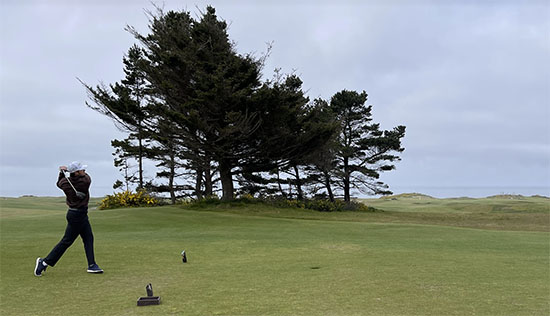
[[237, 193, 256, 203], [99, 190, 160, 210], [302, 199, 377, 212], [305, 199, 342, 212], [182, 195, 378, 213], [264, 197, 378, 212]]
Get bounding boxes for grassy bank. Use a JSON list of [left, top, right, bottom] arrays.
[[0, 196, 549, 315], [361, 193, 550, 232]]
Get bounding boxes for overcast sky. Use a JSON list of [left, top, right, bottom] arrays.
[[1, 0, 549, 198]]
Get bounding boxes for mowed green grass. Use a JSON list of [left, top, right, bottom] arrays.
[[0, 196, 549, 315]]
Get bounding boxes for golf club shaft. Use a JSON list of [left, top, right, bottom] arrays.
[[61, 170, 79, 194]]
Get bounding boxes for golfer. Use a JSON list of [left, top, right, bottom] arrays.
[[34, 161, 103, 276]]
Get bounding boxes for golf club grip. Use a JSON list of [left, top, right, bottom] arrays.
[[62, 171, 79, 194]]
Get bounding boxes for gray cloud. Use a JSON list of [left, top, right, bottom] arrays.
[[1, 0, 548, 197]]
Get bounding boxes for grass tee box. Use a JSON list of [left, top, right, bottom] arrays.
[[0, 196, 549, 315]]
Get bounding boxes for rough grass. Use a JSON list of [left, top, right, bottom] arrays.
[[360, 194, 550, 232], [0, 196, 549, 315], [184, 195, 550, 232]]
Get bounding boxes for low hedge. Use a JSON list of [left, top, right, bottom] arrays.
[[187, 195, 377, 212]]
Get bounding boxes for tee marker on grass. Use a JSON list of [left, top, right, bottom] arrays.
[[181, 250, 187, 263], [137, 283, 160, 306]]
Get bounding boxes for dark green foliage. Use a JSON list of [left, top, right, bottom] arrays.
[[126, 6, 336, 201], [81, 44, 150, 189], [303, 98, 340, 201], [127, 6, 264, 201], [326, 90, 406, 201], [83, 5, 405, 203], [236, 77, 339, 199], [270, 198, 378, 212], [185, 195, 378, 213]]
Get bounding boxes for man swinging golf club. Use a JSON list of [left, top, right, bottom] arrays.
[[34, 161, 103, 276]]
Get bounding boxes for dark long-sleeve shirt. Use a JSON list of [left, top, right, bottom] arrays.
[[57, 172, 91, 209]]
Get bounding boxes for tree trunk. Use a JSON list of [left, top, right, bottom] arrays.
[[287, 178, 293, 197], [169, 152, 176, 204], [343, 157, 350, 203], [204, 161, 213, 196], [293, 165, 303, 200], [219, 159, 234, 201], [276, 168, 286, 198], [324, 171, 334, 202], [195, 167, 203, 200], [124, 159, 130, 192], [138, 129, 143, 190]]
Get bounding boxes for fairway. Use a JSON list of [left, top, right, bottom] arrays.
[[1, 197, 549, 315]]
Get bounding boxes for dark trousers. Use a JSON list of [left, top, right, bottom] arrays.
[[44, 208, 96, 267]]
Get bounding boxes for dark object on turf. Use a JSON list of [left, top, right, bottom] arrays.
[[34, 257, 47, 276], [61, 169, 87, 199], [137, 283, 160, 306], [181, 250, 187, 263], [137, 296, 160, 306], [87, 263, 104, 273]]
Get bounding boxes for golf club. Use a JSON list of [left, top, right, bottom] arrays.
[[61, 168, 87, 199]]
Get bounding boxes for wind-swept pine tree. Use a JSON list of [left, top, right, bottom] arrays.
[[126, 7, 265, 201], [237, 74, 337, 199], [127, 6, 335, 201], [81, 44, 150, 189], [85, 5, 345, 202], [144, 120, 191, 204], [329, 90, 406, 202], [304, 98, 340, 202]]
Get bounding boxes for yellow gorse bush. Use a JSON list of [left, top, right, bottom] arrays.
[[99, 190, 160, 210]]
